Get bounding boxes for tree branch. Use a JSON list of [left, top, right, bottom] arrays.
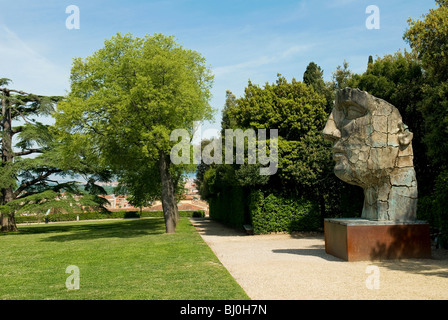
[[13, 169, 63, 198], [7, 89, 31, 95], [12, 126, 23, 135], [14, 148, 44, 157], [11, 105, 30, 123]]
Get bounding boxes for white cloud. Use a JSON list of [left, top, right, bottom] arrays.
[[0, 25, 69, 96], [280, 44, 311, 59], [326, 0, 359, 8], [213, 43, 311, 78], [213, 55, 276, 77]]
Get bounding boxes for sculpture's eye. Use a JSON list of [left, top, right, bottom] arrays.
[[344, 104, 366, 120]]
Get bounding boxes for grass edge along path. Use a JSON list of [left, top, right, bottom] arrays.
[[0, 218, 249, 300]]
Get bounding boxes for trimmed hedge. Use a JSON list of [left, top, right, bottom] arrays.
[[15, 210, 205, 224], [249, 190, 321, 234], [208, 187, 321, 234], [209, 186, 247, 228]]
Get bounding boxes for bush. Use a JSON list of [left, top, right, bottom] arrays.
[[16, 210, 207, 224], [209, 186, 247, 228], [15, 215, 40, 224], [417, 170, 448, 249], [192, 210, 205, 218], [208, 187, 321, 234], [434, 170, 448, 248], [249, 190, 321, 234]]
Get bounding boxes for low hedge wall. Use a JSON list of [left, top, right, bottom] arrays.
[[208, 187, 321, 234], [249, 190, 321, 234], [15, 210, 205, 224]]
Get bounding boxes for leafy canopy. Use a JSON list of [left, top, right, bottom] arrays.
[[56, 33, 214, 224]]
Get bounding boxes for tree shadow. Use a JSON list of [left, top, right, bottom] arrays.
[[369, 224, 432, 260], [15, 218, 166, 242], [289, 232, 324, 240], [189, 218, 247, 237], [369, 224, 448, 278], [376, 254, 448, 278], [272, 245, 343, 262]]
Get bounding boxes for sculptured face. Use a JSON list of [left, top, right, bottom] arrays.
[[322, 88, 408, 188]]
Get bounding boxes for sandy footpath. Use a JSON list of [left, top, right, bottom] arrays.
[[190, 218, 448, 300]]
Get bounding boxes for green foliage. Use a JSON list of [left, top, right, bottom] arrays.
[[277, 134, 333, 192], [303, 62, 325, 93], [224, 75, 327, 140], [208, 186, 247, 228], [57, 33, 214, 232], [249, 190, 320, 234], [0, 79, 109, 232], [200, 72, 365, 231], [332, 60, 357, 90], [401, 0, 448, 247], [404, 1, 448, 169], [192, 210, 205, 218], [57, 32, 214, 160], [218, 74, 330, 192], [416, 170, 448, 248], [404, 0, 448, 82], [433, 170, 448, 247], [417, 82, 448, 168], [200, 73, 357, 231], [303, 62, 334, 113]]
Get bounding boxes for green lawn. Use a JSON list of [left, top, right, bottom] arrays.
[[0, 218, 249, 300]]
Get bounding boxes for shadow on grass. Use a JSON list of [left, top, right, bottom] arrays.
[[13, 218, 166, 242]]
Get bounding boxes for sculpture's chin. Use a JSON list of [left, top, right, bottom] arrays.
[[334, 162, 363, 187]]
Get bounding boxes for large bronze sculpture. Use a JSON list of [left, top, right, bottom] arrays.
[[322, 88, 417, 221], [321, 88, 430, 261]]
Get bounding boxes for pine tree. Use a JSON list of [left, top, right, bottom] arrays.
[[0, 79, 107, 232]]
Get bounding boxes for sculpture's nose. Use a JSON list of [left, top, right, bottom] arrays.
[[322, 112, 341, 142]]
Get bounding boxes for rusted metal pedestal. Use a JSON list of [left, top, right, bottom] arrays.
[[324, 218, 431, 261]]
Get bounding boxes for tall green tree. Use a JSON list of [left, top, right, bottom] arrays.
[[56, 33, 214, 233], [303, 62, 334, 113], [303, 62, 325, 93], [217, 75, 342, 218], [225, 75, 327, 140], [332, 60, 356, 90], [404, 0, 448, 167], [404, 0, 448, 246]]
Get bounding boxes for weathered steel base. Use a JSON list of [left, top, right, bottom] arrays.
[[324, 218, 431, 261]]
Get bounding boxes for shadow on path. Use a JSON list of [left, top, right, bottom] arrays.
[[190, 218, 247, 237], [272, 247, 343, 262]]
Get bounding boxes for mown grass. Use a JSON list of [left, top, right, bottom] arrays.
[[0, 218, 249, 300]]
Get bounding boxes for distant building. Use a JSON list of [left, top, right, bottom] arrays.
[[98, 178, 208, 215]]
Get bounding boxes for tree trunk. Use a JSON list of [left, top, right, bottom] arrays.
[[158, 149, 179, 233], [1, 189, 17, 232], [1, 89, 18, 232]]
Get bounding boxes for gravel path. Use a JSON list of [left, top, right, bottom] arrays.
[[190, 218, 448, 300]]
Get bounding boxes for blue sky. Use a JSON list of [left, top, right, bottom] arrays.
[[0, 0, 436, 135]]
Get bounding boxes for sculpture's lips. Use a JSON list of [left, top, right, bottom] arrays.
[[332, 148, 345, 161]]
